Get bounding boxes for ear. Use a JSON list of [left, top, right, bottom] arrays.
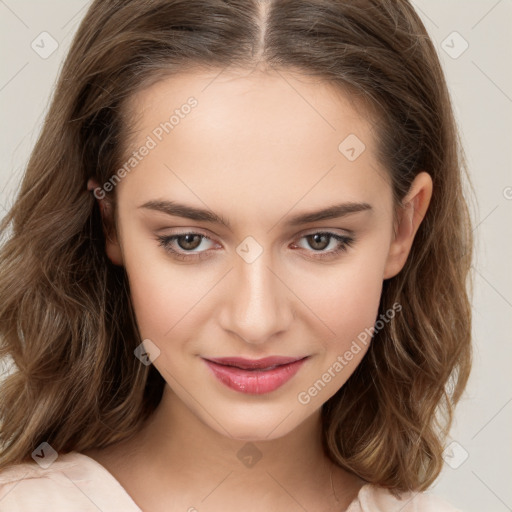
[[383, 171, 433, 279], [87, 178, 124, 266]]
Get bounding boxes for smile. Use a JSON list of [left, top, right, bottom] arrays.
[[202, 356, 309, 394]]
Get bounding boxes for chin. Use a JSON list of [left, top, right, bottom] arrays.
[[203, 402, 311, 443]]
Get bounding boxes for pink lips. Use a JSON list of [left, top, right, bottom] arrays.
[[203, 356, 308, 394]]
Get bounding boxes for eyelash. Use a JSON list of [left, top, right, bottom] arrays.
[[156, 231, 355, 262]]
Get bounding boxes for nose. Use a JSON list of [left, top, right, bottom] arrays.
[[218, 248, 294, 345]]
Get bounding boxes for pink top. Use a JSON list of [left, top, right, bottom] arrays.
[[0, 451, 462, 511]]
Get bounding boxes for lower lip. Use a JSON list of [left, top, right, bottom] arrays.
[[203, 358, 307, 394]]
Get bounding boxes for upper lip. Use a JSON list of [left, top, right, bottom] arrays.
[[204, 356, 308, 370]]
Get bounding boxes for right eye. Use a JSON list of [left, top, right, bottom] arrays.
[[156, 232, 219, 261]]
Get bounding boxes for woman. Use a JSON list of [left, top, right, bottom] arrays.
[[0, 1, 472, 510]]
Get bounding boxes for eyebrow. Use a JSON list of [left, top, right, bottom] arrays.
[[138, 200, 372, 229]]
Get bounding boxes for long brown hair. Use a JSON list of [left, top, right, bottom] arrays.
[[0, 0, 473, 493]]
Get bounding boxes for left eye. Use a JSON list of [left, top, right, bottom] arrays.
[[156, 231, 354, 261], [292, 232, 354, 258]]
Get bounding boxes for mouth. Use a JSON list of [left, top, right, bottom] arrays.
[[202, 356, 309, 394]]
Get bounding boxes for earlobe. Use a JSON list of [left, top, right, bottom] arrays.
[[383, 172, 433, 279], [87, 178, 124, 266], [105, 237, 124, 266]]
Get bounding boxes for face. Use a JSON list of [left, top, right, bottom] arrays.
[[96, 67, 429, 441]]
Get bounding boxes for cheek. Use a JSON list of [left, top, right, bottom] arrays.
[[291, 246, 390, 405], [294, 241, 390, 346], [121, 240, 201, 341]]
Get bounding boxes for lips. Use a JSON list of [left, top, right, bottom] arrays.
[[205, 356, 305, 370], [203, 356, 308, 394]]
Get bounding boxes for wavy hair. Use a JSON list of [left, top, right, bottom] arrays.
[[0, 0, 473, 493]]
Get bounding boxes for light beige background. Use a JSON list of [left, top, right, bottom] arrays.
[[1, 1, 511, 510]]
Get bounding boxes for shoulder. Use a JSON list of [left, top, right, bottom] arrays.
[[352, 484, 463, 512], [0, 451, 141, 511], [0, 451, 79, 492]]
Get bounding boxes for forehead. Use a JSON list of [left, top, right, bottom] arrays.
[[127, 66, 378, 150], [117, 67, 391, 221]]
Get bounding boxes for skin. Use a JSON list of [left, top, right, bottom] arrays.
[[84, 66, 432, 511]]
